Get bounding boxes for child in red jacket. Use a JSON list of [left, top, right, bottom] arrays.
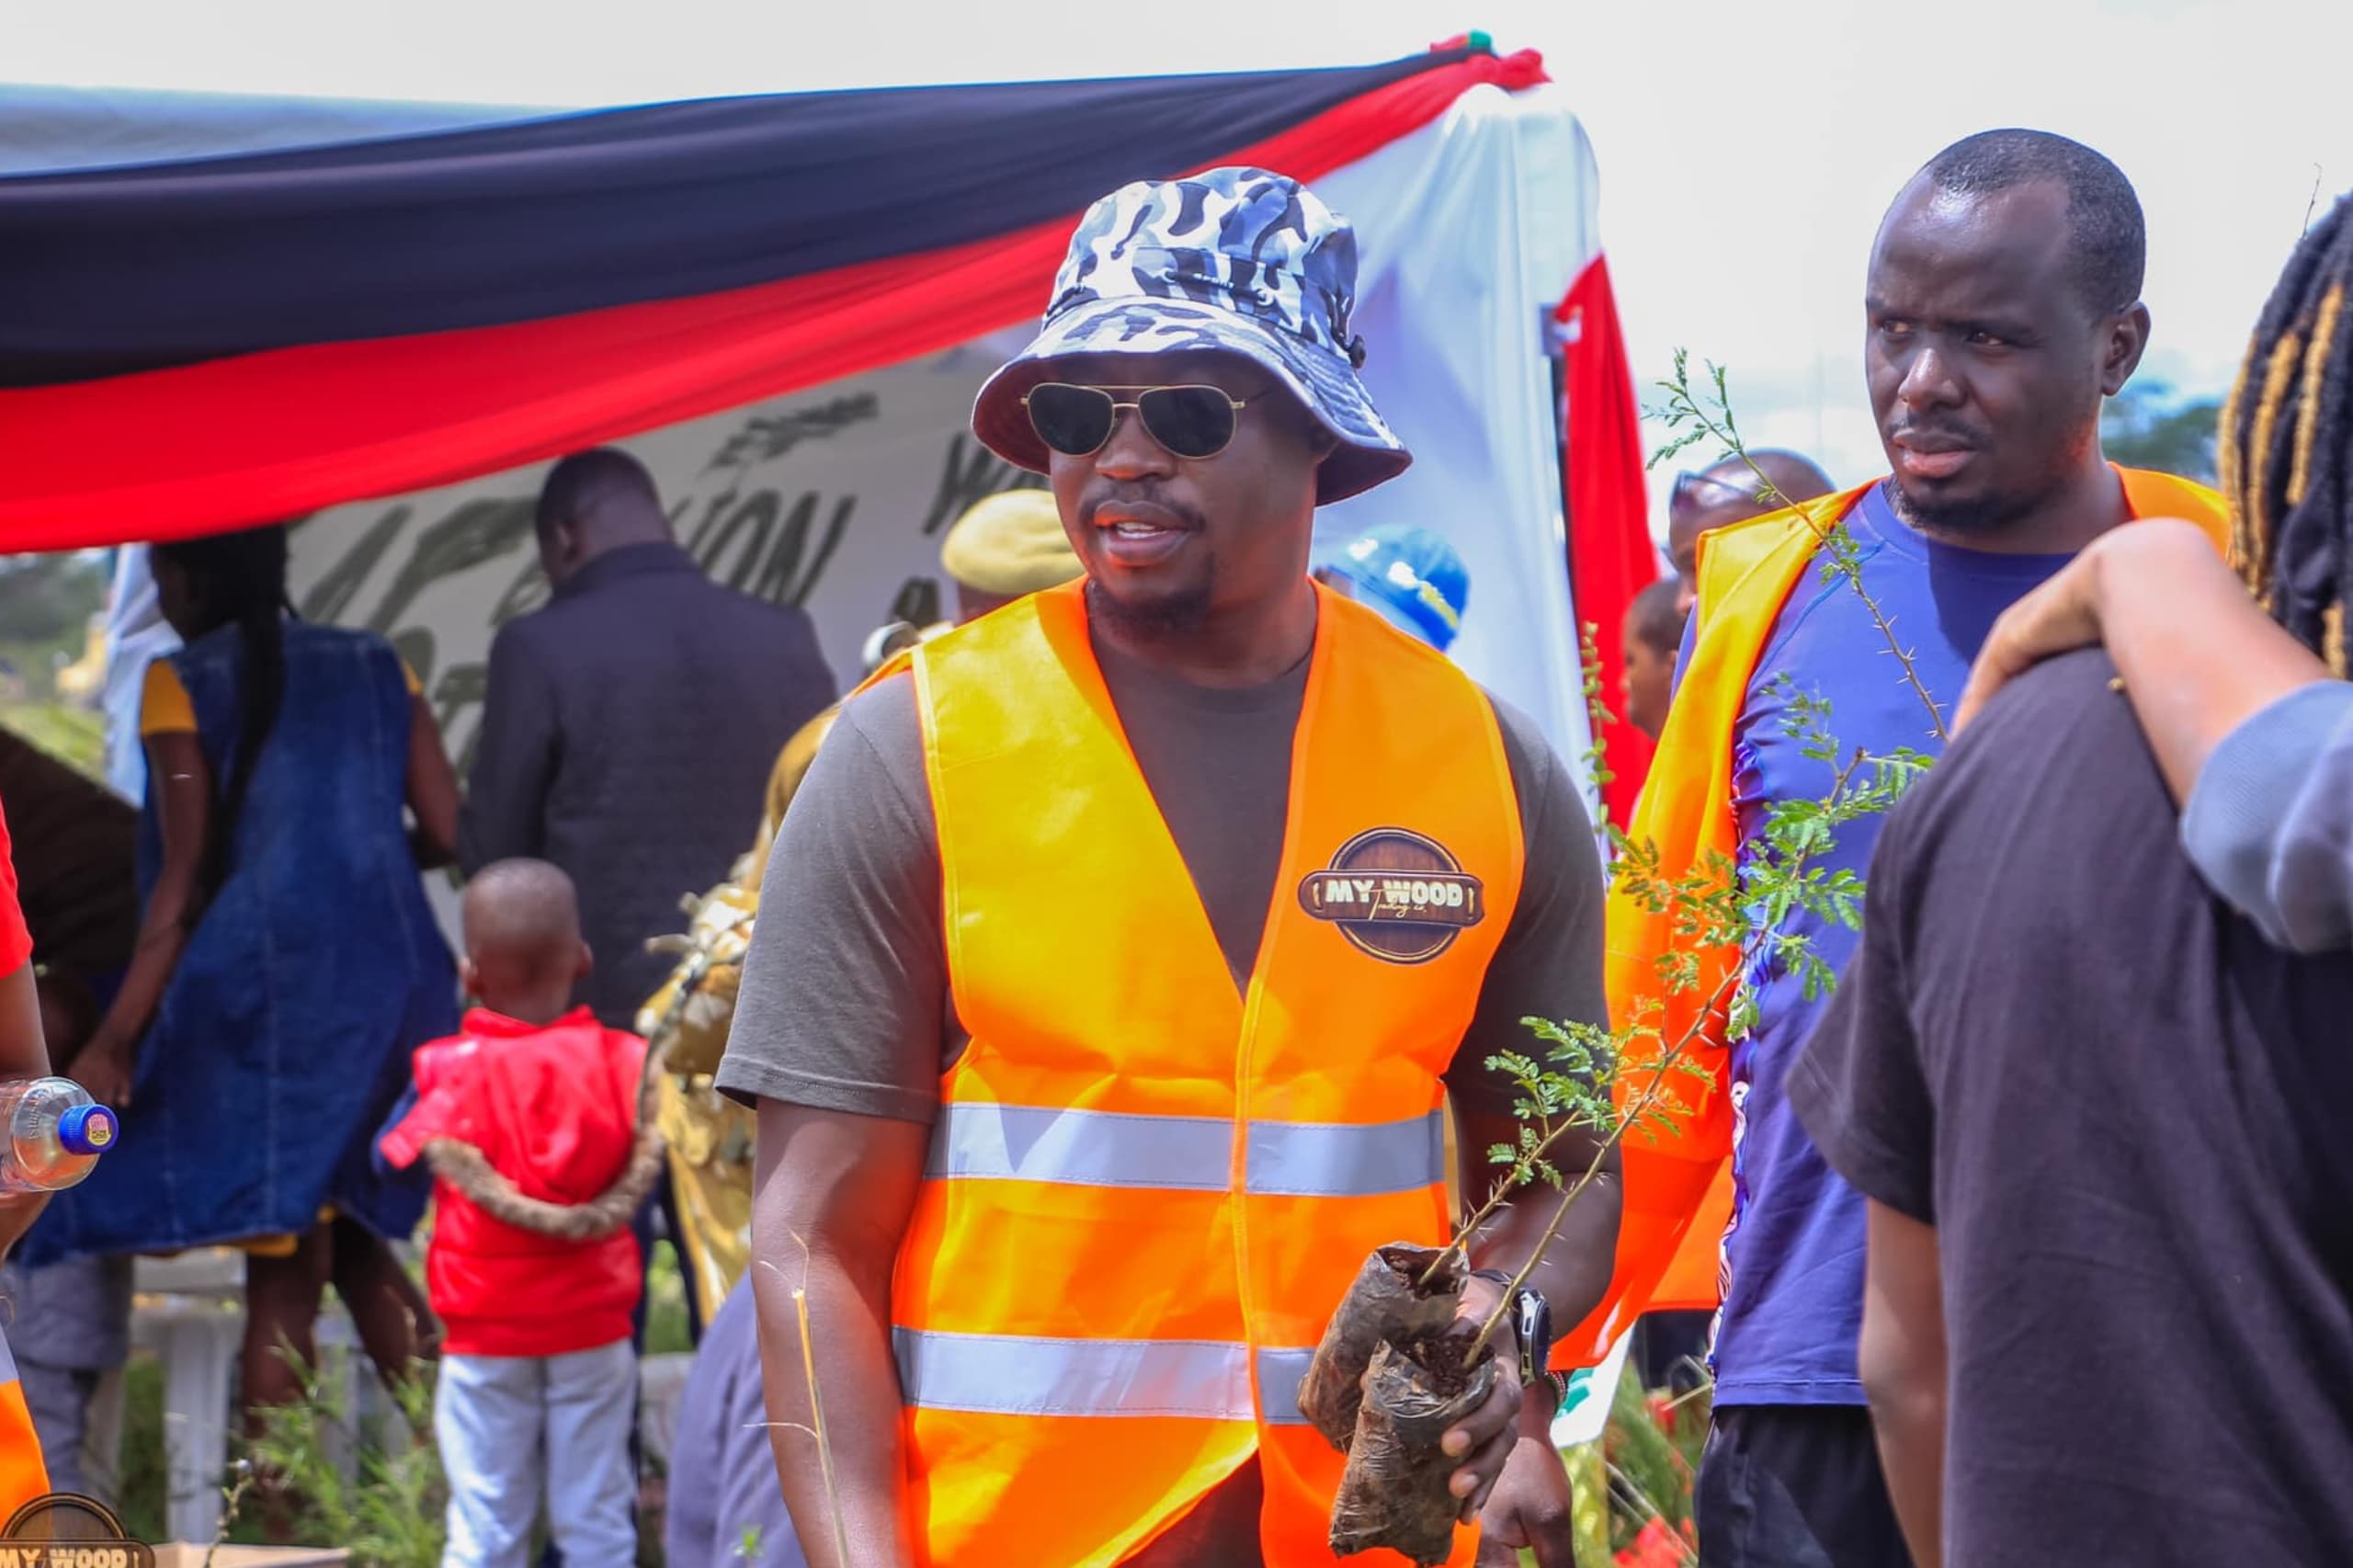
[[380, 859, 653, 1568]]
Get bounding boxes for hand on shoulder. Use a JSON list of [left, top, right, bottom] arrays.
[[1955, 517, 2234, 733]]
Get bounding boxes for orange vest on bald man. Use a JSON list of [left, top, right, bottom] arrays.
[[1569, 467, 2231, 1356], [888, 579, 1521, 1568]]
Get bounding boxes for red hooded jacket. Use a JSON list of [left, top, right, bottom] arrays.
[[381, 1006, 647, 1358]]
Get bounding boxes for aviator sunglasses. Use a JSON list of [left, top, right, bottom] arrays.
[[1022, 383, 1256, 461], [1669, 468, 1765, 509]]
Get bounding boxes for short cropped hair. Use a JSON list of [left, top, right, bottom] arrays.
[[1924, 129, 2145, 315]]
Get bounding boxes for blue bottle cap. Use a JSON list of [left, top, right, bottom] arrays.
[[58, 1104, 116, 1156]]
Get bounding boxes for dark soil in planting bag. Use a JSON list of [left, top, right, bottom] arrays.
[[1328, 1335, 1498, 1564], [1296, 1244, 1464, 1450]]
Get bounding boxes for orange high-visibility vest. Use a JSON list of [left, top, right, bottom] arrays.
[[1570, 467, 2231, 1357], [0, 1328, 50, 1517], [892, 580, 1525, 1568]]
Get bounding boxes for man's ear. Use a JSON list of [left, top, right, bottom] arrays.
[[1282, 394, 1342, 460], [2101, 301, 2153, 398], [574, 940, 595, 981], [536, 519, 577, 582], [1304, 426, 1342, 498], [459, 957, 482, 1003]]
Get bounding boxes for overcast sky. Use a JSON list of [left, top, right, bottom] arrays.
[[15, 0, 2353, 521]]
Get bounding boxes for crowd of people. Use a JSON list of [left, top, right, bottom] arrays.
[[0, 108, 2343, 1568]]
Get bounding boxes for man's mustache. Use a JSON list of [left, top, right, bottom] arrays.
[[1078, 490, 1207, 531]]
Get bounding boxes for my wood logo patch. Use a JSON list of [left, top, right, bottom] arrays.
[[1298, 827, 1484, 964]]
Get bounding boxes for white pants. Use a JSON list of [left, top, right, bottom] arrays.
[[435, 1342, 639, 1568]]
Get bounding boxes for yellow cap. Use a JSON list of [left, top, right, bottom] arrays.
[[938, 490, 1083, 597]]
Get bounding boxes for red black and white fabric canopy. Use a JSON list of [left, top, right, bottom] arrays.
[[7, 42, 1658, 814], [1, 44, 1550, 547]]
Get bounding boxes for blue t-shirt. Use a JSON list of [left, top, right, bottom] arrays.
[[1710, 481, 2072, 1406]]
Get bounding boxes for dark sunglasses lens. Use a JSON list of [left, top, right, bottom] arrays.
[[1027, 384, 1115, 456], [1138, 386, 1237, 459]]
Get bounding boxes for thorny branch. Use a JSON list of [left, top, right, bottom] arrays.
[[1650, 351, 1952, 744], [1416, 351, 1946, 1377], [1459, 744, 1886, 1362]]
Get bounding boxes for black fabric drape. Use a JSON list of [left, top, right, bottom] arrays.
[[0, 50, 1472, 385]]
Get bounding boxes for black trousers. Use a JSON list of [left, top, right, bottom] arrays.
[[1696, 1404, 1915, 1568]]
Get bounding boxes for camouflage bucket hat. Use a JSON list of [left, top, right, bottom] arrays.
[[972, 166, 1412, 505]]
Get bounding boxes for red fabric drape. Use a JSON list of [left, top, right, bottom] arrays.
[[1554, 254, 1657, 826], [0, 51, 1546, 551]]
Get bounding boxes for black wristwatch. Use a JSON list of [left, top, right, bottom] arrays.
[[1471, 1270, 1566, 1415]]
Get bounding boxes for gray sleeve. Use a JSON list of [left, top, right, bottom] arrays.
[[2180, 680, 2353, 954], [714, 674, 948, 1124], [1445, 697, 1609, 1112]]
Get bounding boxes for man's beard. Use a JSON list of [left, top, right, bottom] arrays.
[[1086, 574, 1214, 642], [1888, 483, 2018, 538], [1889, 431, 2093, 540]]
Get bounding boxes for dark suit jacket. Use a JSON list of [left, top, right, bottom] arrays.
[[460, 543, 836, 1026]]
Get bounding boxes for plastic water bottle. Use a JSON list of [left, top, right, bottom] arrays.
[[0, 1077, 117, 1195]]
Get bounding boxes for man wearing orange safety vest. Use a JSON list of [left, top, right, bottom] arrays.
[[1571, 131, 2231, 1568], [717, 167, 1618, 1568]]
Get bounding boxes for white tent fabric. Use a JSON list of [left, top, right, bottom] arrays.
[[101, 548, 175, 801], [1314, 80, 1600, 777]]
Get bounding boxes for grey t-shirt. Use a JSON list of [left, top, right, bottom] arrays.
[[718, 633, 1607, 1122]]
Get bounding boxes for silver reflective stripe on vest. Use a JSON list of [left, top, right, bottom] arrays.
[[1254, 1346, 1315, 1426], [0, 1327, 15, 1385], [1245, 1111, 1446, 1199], [894, 1327, 1317, 1425], [926, 1104, 1231, 1190], [926, 1103, 1444, 1199]]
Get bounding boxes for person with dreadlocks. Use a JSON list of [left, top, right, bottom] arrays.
[[29, 523, 462, 1457], [1957, 196, 2353, 954], [1582, 130, 2234, 1568], [1786, 196, 2353, 1566]]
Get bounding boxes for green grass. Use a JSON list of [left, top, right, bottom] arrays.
[[643, 1241, 692, 1358], [116, 1354, 167, 1543], [0, 702, 107, 778]]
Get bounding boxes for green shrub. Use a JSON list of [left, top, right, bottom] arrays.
[[239, 1355, 445, 1568]]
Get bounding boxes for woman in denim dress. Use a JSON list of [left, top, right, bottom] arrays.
[[35, 524, 461, 1448]]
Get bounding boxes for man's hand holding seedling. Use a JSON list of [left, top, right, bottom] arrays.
[[1451, 1269, 1580, 1567], [1438, 1269, 1527, 1518]]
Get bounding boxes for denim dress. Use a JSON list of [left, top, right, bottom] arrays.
[[25, 622, 457, 1262]]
